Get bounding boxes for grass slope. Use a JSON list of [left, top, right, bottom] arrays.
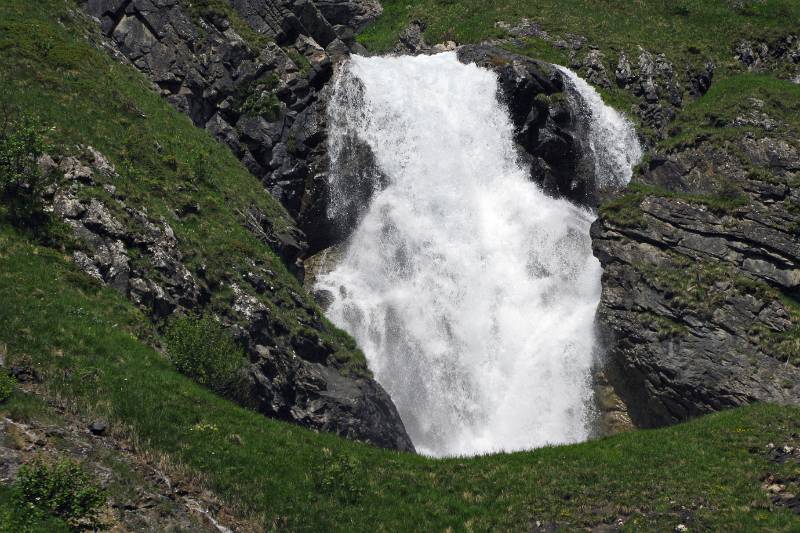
[[0, 0, 368, 371], [662, 73, 800, 150], [1, 225, 799, 530], [359, 0, 799, 64]]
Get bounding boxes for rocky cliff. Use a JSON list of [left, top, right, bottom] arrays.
[[80, 0, 799, 444], [78, 0, 413, 452], [593, 100, 800, 428], [85, 0, 376, 253], [479, 22, 800, 430]]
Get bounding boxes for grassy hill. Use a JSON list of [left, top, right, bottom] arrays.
[[1, 227, 799, 530], [359, 0, 799, 65], [0, 0, 370, 370], [1, 0, 799, 531]]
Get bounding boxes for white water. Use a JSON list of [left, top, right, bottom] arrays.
[[557, 66, 643, 189], [317, 53, 641, 457]]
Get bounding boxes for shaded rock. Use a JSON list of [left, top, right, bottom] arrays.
[[315, 0, 382, 32], [89, 419, 108, 435], [394, 20, 428, 54], [594, 135, 800, 428]]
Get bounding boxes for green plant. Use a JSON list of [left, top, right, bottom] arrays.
[[234, 74, 282, 120], [184, 0, 271, 50], [165, 314, 246, 394], [314, 452, 366, 504], [286, 48, 311, 76], [0, 105, 51, 221], [0, 373, 15, 403], [13, 457, 106, 529]]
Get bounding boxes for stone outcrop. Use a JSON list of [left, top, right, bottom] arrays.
[[593, 125, 800, 427], [84, 0, 366, 252], [0, 405, 235, 531], [315, 0, 382, 32], [735, 34, 800, 82]]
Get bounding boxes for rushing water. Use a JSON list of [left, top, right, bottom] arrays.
[[317, 52, 641, 457]]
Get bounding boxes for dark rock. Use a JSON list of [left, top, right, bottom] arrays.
[[246, 345, 415, 452], [10, 365, 39, 383], [643, 158, 688, 192], [88, 420, 108, 436], [594, 136, 800, 429], [315, 0, 382, 32], [735, 35, 800, 82]]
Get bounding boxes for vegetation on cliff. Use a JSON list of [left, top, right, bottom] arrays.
[[0, 0, 370, 371]]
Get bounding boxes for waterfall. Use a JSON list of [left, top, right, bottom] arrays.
[[557, 66, 643, 190], [317, 52, 641, 457]]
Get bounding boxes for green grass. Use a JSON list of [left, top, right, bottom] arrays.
[[0, 485, 71, 533], [359, 0, 799, 64], [0, 0, 368, 373], [1, 224, 800, 531], [599, 181, 749, 228], [661, 73, 800, 151]]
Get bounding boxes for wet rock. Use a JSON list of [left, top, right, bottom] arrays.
[[458, 45, 602, 205]]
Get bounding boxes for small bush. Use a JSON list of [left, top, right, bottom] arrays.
[[0, 373, 15, 403], [13, 457, 106, 528], [165, 314, 247, 394], [0, 105, 54, 224], [234, 74, 282, 120]]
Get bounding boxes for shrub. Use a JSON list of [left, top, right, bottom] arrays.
[[235, 74, 282, 120], [0, 373, 15, 403], [164, 314, 247, 394], [0, 105, 52, 221], [13, 457, 106, 528], [314, 453, 365, 504]]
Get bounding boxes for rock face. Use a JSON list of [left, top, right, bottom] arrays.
[[315, 0, 382, 32], [84, 0, 361, 252], [735, 35, 800, 81], [45, 110, 411, 453], [593, 130, 800, 427], [81, 1, 415, 451]]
